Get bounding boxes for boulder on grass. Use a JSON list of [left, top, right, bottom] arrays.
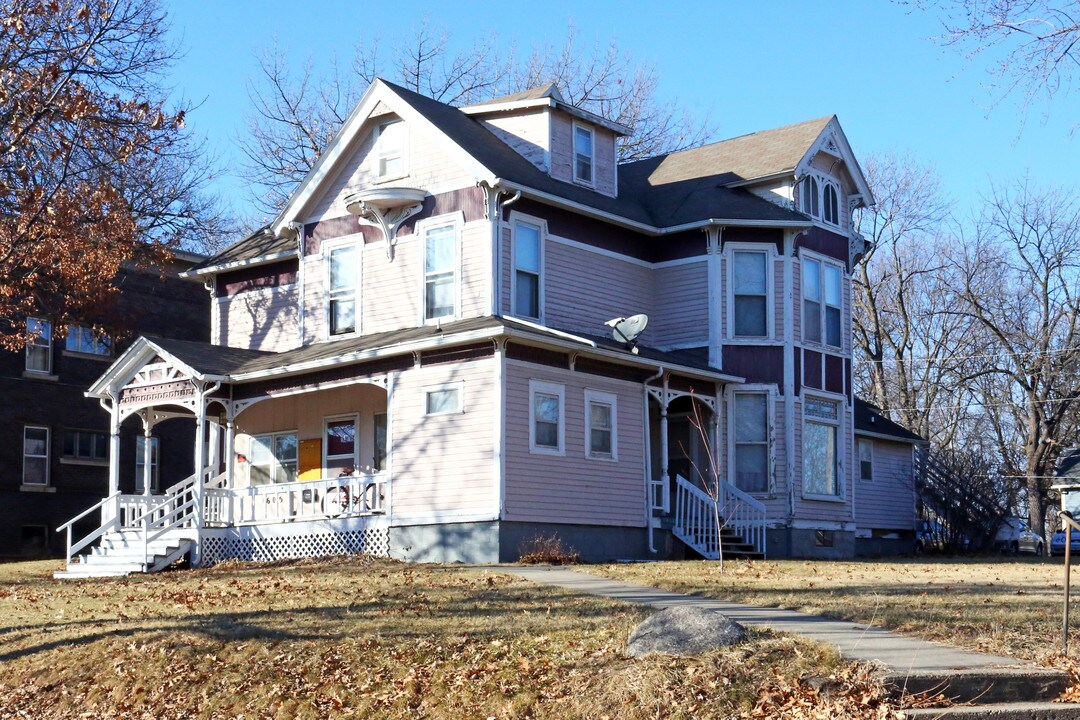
[[626, 605, 747, 657]]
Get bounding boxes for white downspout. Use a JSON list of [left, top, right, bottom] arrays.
[[191, 380, 221, 567], [289, 222, 305, 347], [643, 366, 664, 554]]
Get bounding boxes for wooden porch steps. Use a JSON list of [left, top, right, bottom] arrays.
[[53, 530, 192, 579]]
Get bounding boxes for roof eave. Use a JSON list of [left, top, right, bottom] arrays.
[[179, 249, 299, 280]]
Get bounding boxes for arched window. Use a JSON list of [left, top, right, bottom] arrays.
[[802, 176, 820, 218], [823, 183, 839, 225]]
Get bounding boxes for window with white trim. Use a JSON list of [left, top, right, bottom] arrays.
[[513, 220, 542, 319], [325, 417, 357, 475], [585, 390, 617, 460], [65, 325, 111, 356], [376, 120, 404, 179], [734, 392, 769, 493], [25, 318, 51, 373], [425, 386, 462, 416], [802, 256, 842, 348], [803, 397, 840, 496], [23, 426, 49, 486], [373, 413, 387, 472], [858, 438, 873, 481], [573, 123, 594, 185], [529, 381, 565, 455], [63, 430, 108, 461], [801, 176, 820, 218], [823, 182, 840, 225], [327, 244, 358, 336], [423, 222, 457, 321], [250, 431, 298, 485], [732, 250, 769, 337], [135, 436, 159, 492]]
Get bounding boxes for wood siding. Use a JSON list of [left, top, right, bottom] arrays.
[[480, 110, 549, 171], [548, 111, 617, 197], [503, 360, 646, 527], [653, 261, 708, 347], [855, 438, 915, 531], [217, 285, 299, 352]]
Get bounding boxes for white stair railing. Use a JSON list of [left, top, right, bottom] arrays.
[[672, 474, 767, 559]]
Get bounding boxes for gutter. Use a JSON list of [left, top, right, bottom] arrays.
[[179, 250, 299, 280]]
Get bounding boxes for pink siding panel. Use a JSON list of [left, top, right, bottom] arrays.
[[773, 258, 785, 339], [593, 128, 617, 197], [855, 439, 915, 530], [481, 111, 549, 170], [653, 262, 708, 347], [549, 113, 572, 184], [503, 362, 646, 527], [219, 286, 299, 352]]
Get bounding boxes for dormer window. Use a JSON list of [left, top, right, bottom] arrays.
[[823, 182, 839, 226], [801, 176, 820, 218], [376, 120, 404, 179], [573, 123, 594, 185]]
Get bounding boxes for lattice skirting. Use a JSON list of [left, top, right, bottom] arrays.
[[200, 525, 389, 566]]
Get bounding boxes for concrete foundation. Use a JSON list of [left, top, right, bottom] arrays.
[[766, 527, 856, 559]]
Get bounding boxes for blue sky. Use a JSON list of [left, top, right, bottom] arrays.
[[166, 1, 1078, 223]]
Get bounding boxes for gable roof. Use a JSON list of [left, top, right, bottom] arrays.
[[854, 399, 926, 445], [466, 82, 565, 106], [1057, 448, 1080, 481]]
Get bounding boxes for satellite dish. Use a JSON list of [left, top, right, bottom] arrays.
[[605, 314, 649, 354]]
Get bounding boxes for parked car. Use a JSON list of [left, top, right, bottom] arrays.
[[915, 519, 969, 553], [1051, 530, 1080, 556], [994, 516, 1045, 555]]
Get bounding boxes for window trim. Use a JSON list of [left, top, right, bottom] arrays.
[[324, 239, 360, 339], [25, 317, 52, 374], [418, 213, 462, 324], [62, 429, 109, 464], [22, 425, 50, 487], [730, 389, 773, 496], [135, 435, 160, 493], [725, 243, 775, 341], [323, 414, 360, 474], [801, 250, 845, 350], [529, 380, 565, 456], [249, 430, 300, 486], [374, 119, 407, 182], [584, 389, 618, 461], [858, 437, 874, 482], [64, 325, 112, 358], [822, 181, 840, 227], [423, 382, 465, 417], [801, 392, 845, 501], [509, 211, 547, 321], [572, 121, 595, 187]]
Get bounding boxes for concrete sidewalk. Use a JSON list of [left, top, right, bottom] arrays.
[[501, 565, 1024, 673]]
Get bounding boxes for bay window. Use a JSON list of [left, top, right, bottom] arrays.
[[732, 250, 769, 337], [734, 392, 769, 493], [803, 256, 842, 348], [803, 397, 840, 497]]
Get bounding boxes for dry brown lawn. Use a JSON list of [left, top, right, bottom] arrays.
[[589, 556, 1072, 668], [0, 556, 869, 720]]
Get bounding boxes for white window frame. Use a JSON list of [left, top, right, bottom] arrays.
[[423, 382, 464, 416], [25, 317, 52, 374], [509, 212, 546, 321], [375, 119, 407, 181], [801, 251, 844, 349], [801, 393, 845, 501], [800, 175, 820, 218], [730, 389, 772, 496], [822, 180, 840, 227], [64, 325, 112, 357], [324, 239, 360, 339], [572, 121, 595, 186], [858, 437, 874, 482], [23, 425, 50, 487], [249, 430, 299, 486], [62, 429, 109, 463], [135, 435, 160, 492], [529, 380, 565, 456], [584, 389, 618, 461], [418, 214, 462, 324], [323, 414, 359, 473], [725, 243, 775, 341]]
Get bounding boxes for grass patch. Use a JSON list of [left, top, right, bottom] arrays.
[[589, 557, 1072, 668], [0, 556, 859, 719]]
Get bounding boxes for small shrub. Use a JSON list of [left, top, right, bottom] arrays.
[[518, 534, 580, 565]]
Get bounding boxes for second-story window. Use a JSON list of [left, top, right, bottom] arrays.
[[733, 251, 768, 338], [802, 256, 842, 348], [424, 222, 457, 321], [376, 120, 404, 179], [801, 176, 820, 218], [823, 182, 840, 225], [328, 244, 358, 336], [25, 318, 52, 373], [513, 221, 542, 319], [573, 123, 594, 185], [65, 325, 111, 356]]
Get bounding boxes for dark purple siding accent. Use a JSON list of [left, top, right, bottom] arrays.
[[720, 227, 785, 255], [667, 375, 715, 395], [796, 227, 849, 269], [650, 231, 708, 262], [216, 259, 299, 297], [420, 343, 494, 366], [233, 354, 413, 400], [304, 186, 487, 255], [508, 198, 656, 261], [575, 357, 655, 383], [803, 349, 822, 390], [722, 346, 784, 385], [845, 359, 852, 401], [793, 350, 801, 396], [506, 342, 570, 369], [825, 353, 844, 394]]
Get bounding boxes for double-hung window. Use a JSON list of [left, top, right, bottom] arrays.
[[803, 397, 840, 496], [327, 244, 357, 336], [65, 325, 111, 356], [25, 318, 51, 373], [529, 381, 564, 455], [732, 251, 769, 338], [325, 417, 357, 476], [858, 438, 874, 482], [513, 221, 542, 319], [250, 432, 298, 485], [376, 120, 404, 179], [135, 436, 159, 493], [423, 222, 457, 321], [585, 390, 617, 460], [573, 124, 594, 185], [734, 392, 769, 493], [63, 430, 108, 461], [373, 413, 387, 472], [802, 256, 842, 347], [23, 426, 49, 486]]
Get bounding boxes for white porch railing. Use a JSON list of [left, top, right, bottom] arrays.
[[673, 474, 766, 559], [204, 473, 386, 527]]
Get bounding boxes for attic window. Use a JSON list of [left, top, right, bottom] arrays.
[[573, 123, 594, 185], [376, 120, 404, 179], [801, 176, 820, 218], [823, 182, 840, 226]]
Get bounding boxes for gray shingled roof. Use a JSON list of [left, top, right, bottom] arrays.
[[465, 82, 565, 106], [187, 224, 292, 274], [854, 399, 926, 444], [1057, 448, 1080, 481]]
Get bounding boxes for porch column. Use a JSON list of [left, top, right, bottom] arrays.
[[224, 417, 235, 489], [107, 395, 121, 497], [659, 384, 670, 487], [193, 395, 207, 528], [140, 412, 156, 498], [713, 384, 724, 482], [707, 412, 718, 484]]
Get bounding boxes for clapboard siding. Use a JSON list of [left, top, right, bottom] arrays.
[[653, 261, 708, 347], [856, 438, 915, 531], [500, 224, 511, 314], [480, 111, 549, 170], [774, 258, 785, 340], [503, 361, 646, 527], [218, 286, 299, 352], [302, 256, 326, 344], [390, 357, 496, 522], [548, 111, 617, 198]]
